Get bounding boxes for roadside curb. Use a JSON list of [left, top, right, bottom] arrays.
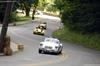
[[10, 20, 32, 26]]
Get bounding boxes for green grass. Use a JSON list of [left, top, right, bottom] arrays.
[[10, 12, 31, 23], [10, 16, 31, 23], [52, 27, 100, 51], [15, 16, 31, 22]]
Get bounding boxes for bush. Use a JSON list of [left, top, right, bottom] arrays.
[[9, 12, 18, 23], [9, 12, 31, 23], [55, 0, 100, 33]]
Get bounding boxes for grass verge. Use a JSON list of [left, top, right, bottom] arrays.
[[52, 27, 100, 51], [16, 16, 31, 21], [11, 16, 31, 22]]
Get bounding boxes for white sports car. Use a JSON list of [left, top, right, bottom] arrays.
[[39, 37, 63, 54]]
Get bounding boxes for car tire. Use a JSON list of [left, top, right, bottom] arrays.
[[59, 50, 62, 54], [45, 27, 46, 29], [39, 49, 44, 54], [33, 32, 35, 34], [54, 51, 59, 55], [41, 34, 44, 36], [39, 49, 42, 53]]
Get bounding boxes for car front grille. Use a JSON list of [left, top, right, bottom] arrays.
[[45, 46, 52, 49], [38, 32, 41, 33]]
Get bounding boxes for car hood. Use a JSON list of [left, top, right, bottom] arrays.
[[41, 42, 59, 47]]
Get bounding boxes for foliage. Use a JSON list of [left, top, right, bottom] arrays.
[[9, 12, 31, 23], [54, 0, 100, 33], [9, 12, 17, 22], [52, 27, 100, 50], [0, 1, 19, 23], [38, 0, 57, 12], [19, 0, 39, 16], [46, 4, 58, 12], [38, 0, 49, 11]]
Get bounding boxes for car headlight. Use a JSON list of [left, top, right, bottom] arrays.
[[42, 30, 44, 33], [40, 44, 43, 46]]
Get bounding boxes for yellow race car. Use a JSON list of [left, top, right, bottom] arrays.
[[38, 22, 47, 29], [33, 26, 45, 35]]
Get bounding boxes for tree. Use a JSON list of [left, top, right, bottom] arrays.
[[19, 0, 39, 16], [38, 0, 49, 11], [46, 3, 58, 12], [31, 0, 39, 20], [55, 0, 100, 33], [0, 1, 19, 23]]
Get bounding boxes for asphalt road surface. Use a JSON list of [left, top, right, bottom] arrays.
[[0, 17, 100, 66]]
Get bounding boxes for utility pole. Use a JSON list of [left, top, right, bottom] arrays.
[[0, 0, 14, 53]]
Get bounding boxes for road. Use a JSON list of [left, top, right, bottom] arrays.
[[0, 17, 100, 66]]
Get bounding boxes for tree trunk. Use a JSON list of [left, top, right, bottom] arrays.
[[25, 7, 30, 16], [32, 6, 37, 20], [0, 1, 14, 53]]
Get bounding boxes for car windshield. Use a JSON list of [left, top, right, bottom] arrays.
[[44, 38, 59, 44]]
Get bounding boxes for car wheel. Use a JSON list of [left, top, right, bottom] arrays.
[[39, 49, 42, 53], [59, 50, 62, 54], [54, 51, 59, 55], [39, 49, 44, 54], [33, 32, 35, 34], [41, 34, 44, 36], [45, 27, 46, 29]]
